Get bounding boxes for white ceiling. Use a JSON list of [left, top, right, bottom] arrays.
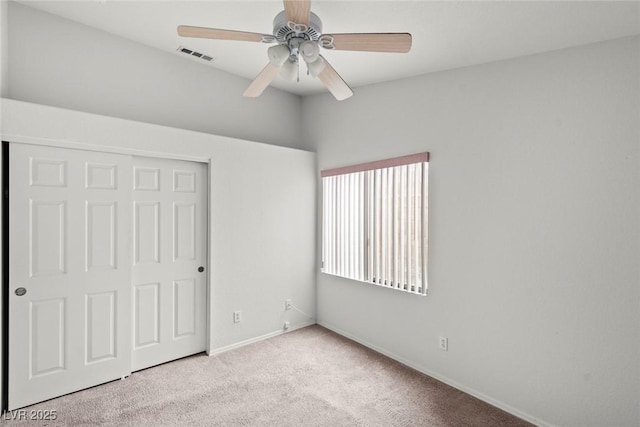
[[16, 0, 640, 96]]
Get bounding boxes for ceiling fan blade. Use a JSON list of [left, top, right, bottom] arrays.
[[177, 25, 272, 43], [322, 33, 412, 53], [316, 56, 353, 101], [243, 63, 281, 98], [283, 0, 311, 26]]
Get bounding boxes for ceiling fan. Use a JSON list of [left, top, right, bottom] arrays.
[[177, 0, 412, 101]]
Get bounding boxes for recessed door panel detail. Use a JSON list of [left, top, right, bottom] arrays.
[[30, 158, 66, 187], [134, 167, 160, 191], [86, 163, 117, 190], [135, 283, 160, 348], [173, 170, 196, 193], [30, 200, 66, 277], [174, 203, 195, 261], [86, 202, 117, 271], [132, 157, 207, 372], [30, 298, 66, 378], [86, 292, 117, 364], [173, 279, 196, 339], [135, 202, 160, 264], [11, 144, 136, 410]]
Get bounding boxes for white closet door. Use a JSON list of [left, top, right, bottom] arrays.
[[8, 144, 132, 410], [131, 156, 207, 371]]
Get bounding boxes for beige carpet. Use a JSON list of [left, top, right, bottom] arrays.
[[2, 325, 532, 426]]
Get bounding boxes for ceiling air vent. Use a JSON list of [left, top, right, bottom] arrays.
[[177, 46, 213, 62]]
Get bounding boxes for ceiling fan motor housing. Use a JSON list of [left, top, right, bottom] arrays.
[[272, 10, 323, 65], [272, 10, 323, 43]]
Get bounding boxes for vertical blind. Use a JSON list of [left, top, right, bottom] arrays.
[[321, 153, 429, 295]]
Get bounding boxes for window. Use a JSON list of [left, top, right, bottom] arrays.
[[321, 153, 429, 295]]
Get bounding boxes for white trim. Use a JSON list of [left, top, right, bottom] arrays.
[[1, 134, 210, 163], [205, 158, 213, 356], [318, 321, 552, 427], [207, 320, 316, 356]]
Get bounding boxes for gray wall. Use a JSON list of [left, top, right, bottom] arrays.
[[0, 0, 7, 97], [303, 35, 640, 427], [6, 2, 303, 149]]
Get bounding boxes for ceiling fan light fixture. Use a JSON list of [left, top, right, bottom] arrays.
[[267, 44, 291, 67], [299, 40, 320, 63], [178, 0, 411, 100], [307, 56, 326, 78], [280, 59, 299, 81]]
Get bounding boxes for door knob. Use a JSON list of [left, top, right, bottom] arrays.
[[15, 287, 27, 296], [198, 266, 205, 273]]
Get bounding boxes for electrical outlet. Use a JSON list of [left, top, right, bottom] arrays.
[[284, 321, 290, 330], [233, 311, 241, 323], [285, 299, 292, 311], [439, 336, 448, 351]]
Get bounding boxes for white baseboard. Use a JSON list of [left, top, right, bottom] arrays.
[[318, 321, 552, 427], [208, 320, 316, 356]]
